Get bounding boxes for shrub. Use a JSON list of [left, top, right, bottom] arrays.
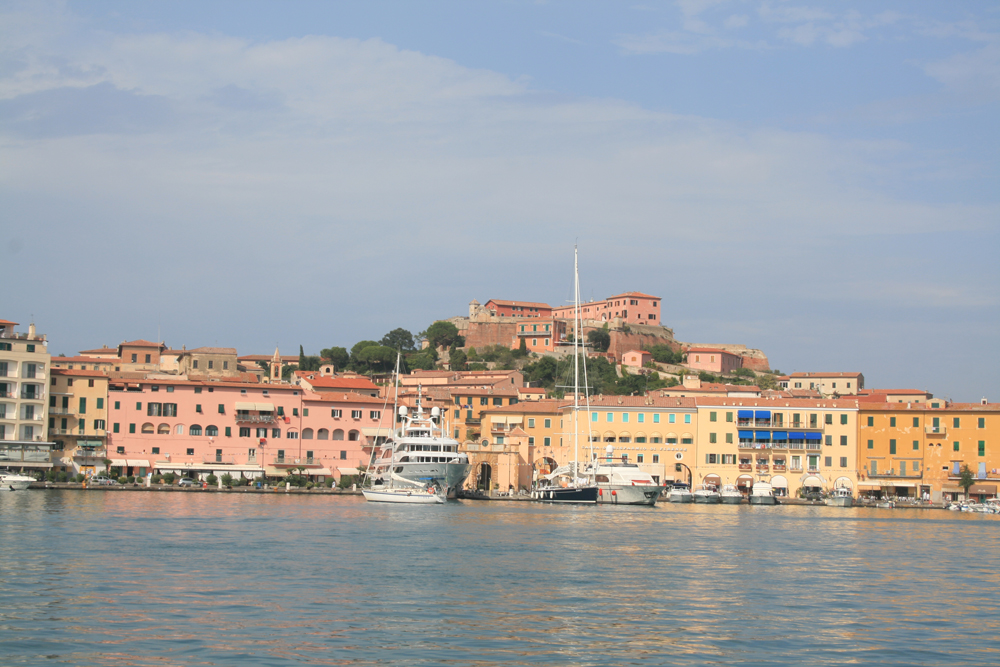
[[163, 472, 176, 485], [152, 474, 163, 484], [117, 476, 128, 485], [306, 481, 315, 489], [206, 474, 218, 486], [126, 475, 135, 484], [220, 473, 233, 487], [337, 475, 356, 489], [325, 478, 336, 488], [46, 470, 57, 482], [57, 471, 68, 482], [75, 473, 85, 483]]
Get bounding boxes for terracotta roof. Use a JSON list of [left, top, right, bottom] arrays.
[[694, 396, 860, 409], [789, 372, 863, 378], [120, 339, 163, 348], [237, 354, 299, 362], [50, 368, 108, 378], [50, 356, 114, 364], [685, 347, 738, 355], [488, 399, 572, 414], [183, 347, 238, 355], [0, 319, 19, 326], [586, 395, 698, 408], [519, 387, 547, 393], [605, 291, 660, 300], [78, 347, 117, 355], [485, 299, 553, 309], [623, 350, 651, 356], [305, 377, 379, 390], [309, 392, 387, 405], [862, 389, 930, 395]]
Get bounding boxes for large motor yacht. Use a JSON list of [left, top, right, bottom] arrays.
[[0, 469, 35, 491], [366, 398, 471, 499], [586, 446, 664, 506]]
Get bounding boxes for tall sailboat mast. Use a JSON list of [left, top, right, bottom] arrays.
[[573, 245, 580, 478]]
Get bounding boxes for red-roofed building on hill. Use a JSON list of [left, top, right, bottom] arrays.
[[551, 291, 661, 325], [684, 348, 742, 375], [482, 299, 552, 318], [117, 340, 166, 373]]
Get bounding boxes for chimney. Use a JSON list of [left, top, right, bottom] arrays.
[[28, 322, 36, 339], [983, 398, 989, 405]]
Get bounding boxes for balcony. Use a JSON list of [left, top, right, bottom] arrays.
[[20, 390, 44, 401], [868, 470, 923, 479], [235, 413, 275, 423], [465, 417, 481, 425], [925, 425, 947, 436], [756, 465, 769, 473], [49, 407, 74, 415], [807, 467, 820, 473], [789, 466, 804, 472], [74, 448, 106, 459], [738, 463, 752, 471], [805, 443, 822, 451], [772, 464, 787, 472]]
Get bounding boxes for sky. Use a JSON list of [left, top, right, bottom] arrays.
[[1, 0, 997, 401]]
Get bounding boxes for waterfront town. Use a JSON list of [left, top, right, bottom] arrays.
[[2, 292, 997, 505]]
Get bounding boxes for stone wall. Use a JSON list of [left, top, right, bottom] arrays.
[[681, 343, 771, 371]]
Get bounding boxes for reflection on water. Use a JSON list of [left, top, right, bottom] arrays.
[[2, 492, 1000, 665]]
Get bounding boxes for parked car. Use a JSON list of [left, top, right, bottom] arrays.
[[178, 478, 197, 487], [90, 476, 117, 486]]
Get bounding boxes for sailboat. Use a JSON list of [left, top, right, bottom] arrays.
[[531, 246, 599, 504]]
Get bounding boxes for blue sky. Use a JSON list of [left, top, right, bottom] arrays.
[[1, 0, 997, 401]]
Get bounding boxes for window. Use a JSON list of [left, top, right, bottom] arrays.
[[94, 419, 105, 431], [528, 437, 535, 446], [195, 387, 202, 394], [152, 447, 160, 454], [480, 397, 488, 406], [136, 402, 142, 410], [710, 412, 717, 422], [163, 404, 177, 417], [606, 413, 614, 422], [351, 410, 362, 419], [303, 408, 309, 417], [271, 428, 281, 438], [96, 398, 104, 410], [340, 450, 347, 460], [218, 404, 225, 414], [591, 412, 597, 423], [913, 440, 919, 451], [652, 454, 659, 463], [825, 435, 832, 446], [809, 414, 817, 428], [144, 354, 151, 363], [114, 401, 120, 410], [979, 418, 985, 428], [825, 456, 832, 467], [206, 426, 218, 437], [370, 410, 381, 420], [637, 454, 644, 463], [196, 404, 202, 413], [544, 418, 552, 428], [706, 453, 718, 464], [953, 441, 959, 452], [131, 353, 137, 362], [684, 414, 691, 424], [953, 417, 960, 428], [840, 435, 847, 446], [331, 409, 341, 418], [186, 448, 194, 455], [79, 397, 87, 414], [622, 413, 630, 423], [825, 414, 833, 425], [889, 439, 896, 454], [288, 431, 298, 440], [292, 408, 299, 417], [890, 417, 896, 427], [225, 427, 231, 436], [240, 427, 251, 437], [979, 441, 986, 456], [543, 437, 551, 447], [0, 343, 8, 351], [841, 414, 848, 425], [193, 360, 199, 369], [528, 418, 535, 428], [208, 360, 214, 370], [913, 417, 919, 427], [147, 403, 162, 417], [726, 412, 733, 423], [867, 416, 874, 427], [190, 425, 202, 436], [709, 433, 717, 444], [129, 423, 136, 434], [277, 406, 284, 416], [113, 423, 120, 433]]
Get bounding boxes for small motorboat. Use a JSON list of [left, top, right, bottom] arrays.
[[749, 481, 777, 505], [825, 486, 854, 507], [720, 484, 744, 504], [0, 470, 35, 491], [693, 483, 721, 504], [668, 482, 694, 503]]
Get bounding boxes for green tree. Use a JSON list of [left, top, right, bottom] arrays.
[[515, 337, 528, 357], [959, 464, 976, 500], [350, 340, 380, 369], [648, 344, 685, 365], [356, 345, 396, 373], [320, 346, 350, 371], [299, 345, 306, 369], [425, 321, 461, 349], [380, 328, 415, 351], [756, 374, 778, 391], [449, 348, 468, 371], [405, 351, 436, 370], [587, 329, 611, 352]]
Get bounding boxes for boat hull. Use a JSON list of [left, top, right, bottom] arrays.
[[825, 497, 854, 507], [376, 461, 472, 499], [749, 495, 777, 505], [0, 475, 33, 491], [532, 485, 599, 503], [597, 484, 662, 506], [362, 488, 445, 504], [720, 495, 744, 504], [668, 491, 693, 503], [694, 493, 721, 504]]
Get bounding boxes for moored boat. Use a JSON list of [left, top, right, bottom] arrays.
[[362, 486, 446, 504], [0, 470, 35, 491], [720, 484, 744, 504], [588, 446, 664, 506], [693, 483, 721, 504], [749, 481, 777, 505], [825, 486, 854, 507], [667, 482, 694, 503]]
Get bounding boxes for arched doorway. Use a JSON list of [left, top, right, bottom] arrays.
[[478, 463, 493, 491], [771, 475, 788, 497], [703, 474, 721, 489], [736, 474, 755, 495]]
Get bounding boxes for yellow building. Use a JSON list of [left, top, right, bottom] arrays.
[[693, 397, 860, 497], [49, 369, 109, 476], [859, 399, 1000, 502], [0, 319, 53, 476], [566, 395, 699, 486]]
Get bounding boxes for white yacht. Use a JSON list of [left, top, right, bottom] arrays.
[[720, 484, 744, 504], [667, 482, 694, 503], [0, 470, 35, 491], [749, 481, 777, 505], [693, 483, 721, 504], [587, 446, 664, 506], [365, 395, 471, 500], [825, 486, 854, 507], [362, 486, 446, 504]]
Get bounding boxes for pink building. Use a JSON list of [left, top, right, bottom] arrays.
[[622, 350, 653, 369], [552, 291, 661, 325], [105, 379, 384, 481], [511, 319, 565, 352], [684, 348, 742, 374], [482, 299, 553, 318]]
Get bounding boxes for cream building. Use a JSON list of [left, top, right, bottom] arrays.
[[0, 319, 54, 474], [49, 369, 110, 476]]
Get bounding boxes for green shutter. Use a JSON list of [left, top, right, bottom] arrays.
[[889, 439, 896, 454], [129, 423, 136, 434], [867, 439, 873, 449], [225, 426, 231, 437], [113, 423, 120, 433], [79, 397, 86, 414], [97, 398, 104, 409]]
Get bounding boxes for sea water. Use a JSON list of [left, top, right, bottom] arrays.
[[1, 490, 999, 666]]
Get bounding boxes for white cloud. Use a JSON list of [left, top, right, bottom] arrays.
[[924, 39, 1000, 101]]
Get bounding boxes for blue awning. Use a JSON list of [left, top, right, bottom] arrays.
[[737, 410, 753, 418], [789, 432, 805, 440], [805, 432, 822, 441], [754, 410, 771, 419], [738, 430, 754, 439], [772, 431, 788, 441], [755, 431, 771, 441]]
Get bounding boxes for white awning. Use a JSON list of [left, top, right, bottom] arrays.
[[361, 427, 389, 437], [109, 458, 128, 467], [127, 459, 150, 467], [235, 402, 255, 411], [337, 467, 361, 475], [857, 481, 882, 488], [490, 415, 507, 424], [255, 402, 274, 411], [306, 468, 332, 476], [888, 482, 915, 488]]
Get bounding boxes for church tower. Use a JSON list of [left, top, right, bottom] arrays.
[[271, 346, 282, 383]]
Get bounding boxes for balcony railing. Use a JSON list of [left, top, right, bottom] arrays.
[[465, 417, 481, 425], [74, 448, 106, 459], [805, 443, 822, 451], [235, 414, 275, 423], [807, 467, 820, 473], [737, 419, 821, 430], [48, 407, 75, 415], [925, 425, 947, 435], [20, 390, 44, 400], [738, 463, 752, 471], [868, 470, 923, 479], [772, 464, 787, 472]]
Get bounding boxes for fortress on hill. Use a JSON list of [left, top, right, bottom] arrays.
[[447, 295, 771, 372]]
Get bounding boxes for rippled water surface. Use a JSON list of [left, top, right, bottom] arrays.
[[2, 491, 1000, 666]]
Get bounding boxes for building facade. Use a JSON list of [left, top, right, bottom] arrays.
[[48, 369, 109, 476], [0, 320, 54, 474]]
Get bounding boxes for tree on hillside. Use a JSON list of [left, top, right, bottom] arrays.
[[380, 328, 415, 351], [355, 345, 396, 373], [350, 340, 380, 365], [406, 351, 436, 371], [959, 464, 976, 500], [587, 329, 610, 353], [320, 346, 350, 371], [648, 344, 685, 365], [425, 321, 461, 349], [449, 349, 468, 371]]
